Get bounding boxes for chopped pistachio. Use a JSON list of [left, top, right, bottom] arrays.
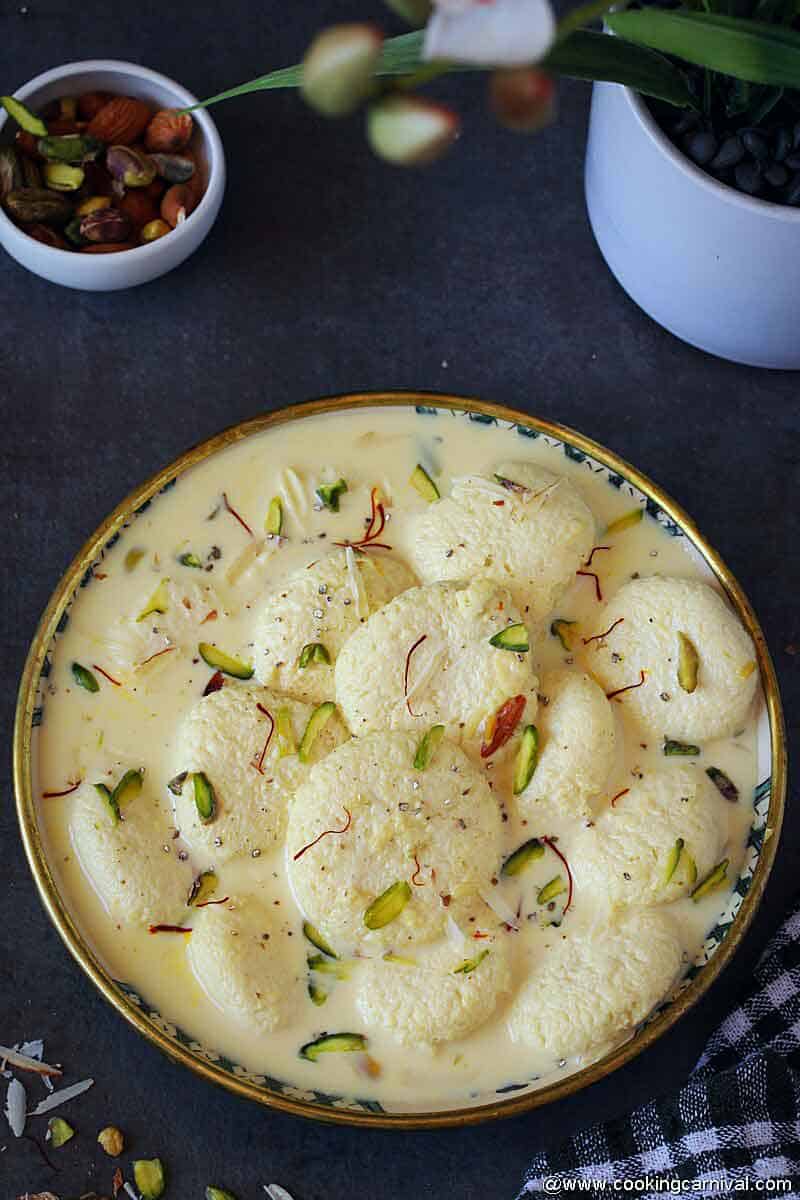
[[198, 642, 254, 680], [307, 980, 328, 1006], [409, 463, 440, 502], [550, 618, 577, 652], [663, 738, 700, 757], [192, 771, 216, 824], [133, 1158, 166, 1199], [413, 723, 445, 770], [124, 547, 146, 572], [178, 551, 203, 568], [691, 858, 729, 902], [316, 478, 348, 512], [453, 948, 489, 974], [739, 660, 756, 679], [706, 766, 739, 803], [382, 951, 417, 965], [303, 920, 338, 959], [298, 700, 336, 763], [300, 1032, 367, 1061], [1, 95, 48, 136], [265, 495, 283, 536], [537, 875, 566, 905], [501, 837, 544, 877], [489, 623, 530, 652], [47, 1116, 75, 1148], [298, 642, 331, 668], [307, 954, 350, 979], [605, 507, 644, 534], [513, 725, 539, 795], [72, 662, 99, 693], [206, 1189, 238, 1200], [188, 870, 218, 906], [677, 631, 699, 694], [97, 1125, 124, 1157], [112, 768, 143, 813], [275, 706, 297, 757], [364, 880, 412, 929], [683, 852, 698, 887], [662, 837, 685, 886], [136, 578, 170, 621], [94, 782, 119, 825]]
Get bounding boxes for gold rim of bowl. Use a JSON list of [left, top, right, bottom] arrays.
[[13, 392, 787, 1129]]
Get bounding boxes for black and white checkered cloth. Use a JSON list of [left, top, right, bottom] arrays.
[[520, 899, 800, 1197]]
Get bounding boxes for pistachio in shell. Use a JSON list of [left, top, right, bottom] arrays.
[[106, 144, 157, 188], [5, 187, 74, 225], [149, 152, 195, 184], [0, 145, 22, 201], [79, 206, 133, 244]]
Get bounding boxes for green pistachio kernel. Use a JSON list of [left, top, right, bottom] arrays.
[[72, 662, 99, 693], [363, 880, 412, 929]]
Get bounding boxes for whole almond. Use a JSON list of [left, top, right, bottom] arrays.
[[27, 223, 68, 249], [119, 189, 159, 230], [87, 97, 152, 146], [145, 109, 193, 153], [78, 91, 111, 120], [160, 183, 195, 228]]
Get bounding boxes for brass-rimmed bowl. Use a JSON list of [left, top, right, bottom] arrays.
[[13, 393, 786, 1128]]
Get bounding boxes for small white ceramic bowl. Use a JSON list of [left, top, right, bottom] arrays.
[[0, 60, 225, 291]]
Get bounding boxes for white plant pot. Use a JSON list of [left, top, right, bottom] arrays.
[[585, 81, 800, 369]]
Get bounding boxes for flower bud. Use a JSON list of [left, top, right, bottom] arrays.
[[366, 95, 459, 166], [489, 67, 555, 133], [302, 24, 384, 117]]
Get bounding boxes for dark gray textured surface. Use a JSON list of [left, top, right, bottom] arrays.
[[1, 3, 797, 1198]]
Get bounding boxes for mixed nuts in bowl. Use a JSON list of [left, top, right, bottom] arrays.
[[0, 60, 225, 290]]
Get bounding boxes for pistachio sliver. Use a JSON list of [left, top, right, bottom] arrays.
[[677, 631, 699, 694], [178, 551, 203, 568], [198, 642, 254, 680], [307, 954, 351, 979], [662, 837, 685, 887], [300, 1032, 367, 1061], [307, 980, 328, 1007], [512, 724, 539, 795], [453, 948, 490, 975], [298, 700, 336, 763], [663, 738, 700, 757], [1, 95, 48, 136], [137, 578, 170, 621], [299, 642, 331, 668], [537, 875, 566, 905], [489, 623, 530, 652], [38, 133, 102, 163], [413, 723, 445, 770], [47, 1116, 75, 1148], [706, 766, 739, 803], [124, 547, 146, 572], [206, 1189, 238, 1200], [501, 837, 544, 877], [605, 507, 644, 535], [691, 858, 729, 902], [682, 852, 698, 888], [550, 618, 577, 652], [133, 1158, 167, 1200], [112, 768, 143, 813], [302, 920, 338, 959], [72, 661, 99, 693], [364, 880, 412, 929], [382, 951, 417, 965], [94, 782, 119, 824], [409, 463, 440, 502], [275, 706, 297, 757], [188, 870, 218, 907], [192, 771, 216, 824], [316, 478, 348, 512], [265, 495, 283, 536]]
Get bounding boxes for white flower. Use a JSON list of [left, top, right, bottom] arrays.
[[424, 0, 556, 66]]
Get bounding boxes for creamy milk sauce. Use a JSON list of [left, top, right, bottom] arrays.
[[34, 408, 759, 1111]]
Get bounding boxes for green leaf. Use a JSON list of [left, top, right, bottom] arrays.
[[606, 10, 800, 88], [542, 30, 698, 108]]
